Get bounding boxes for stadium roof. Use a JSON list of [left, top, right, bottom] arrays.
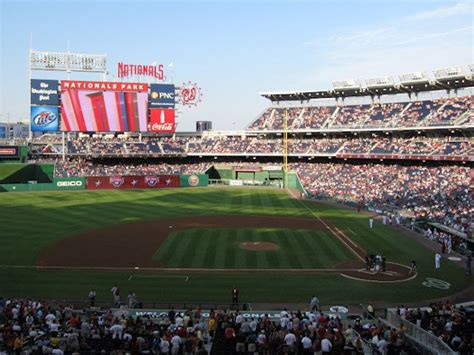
[[260, 66, 474, 102]]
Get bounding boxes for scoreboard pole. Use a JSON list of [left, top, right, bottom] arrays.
[[284, 108, 289, 189]]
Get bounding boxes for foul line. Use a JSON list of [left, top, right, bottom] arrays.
[[294, 197, 365, 262], [347, 228, 357, 236], [128, 275, 189, 282]]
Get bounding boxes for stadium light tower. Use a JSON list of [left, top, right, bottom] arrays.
[[365, 76, 395, 87], [432, 66, 464, 80], [399, 72, 429, 84], [332, 79, 361, 90], [30, 50, 107, 76], [29, 49, 107, 142], [468, 64, 474, 76]]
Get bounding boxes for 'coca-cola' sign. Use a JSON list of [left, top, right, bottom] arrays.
[[149, 109, 175, 133]]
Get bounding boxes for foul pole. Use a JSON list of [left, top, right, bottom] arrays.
[[284, 108, 289, 189]]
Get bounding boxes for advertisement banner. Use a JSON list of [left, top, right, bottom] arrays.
[[31, 79, 59, 106], [179, 174, 209, 187], [31, 106, 60, 132], [0, 146, 18, 157], [53, 177, 86, 190], [61, 80, 148, 92], [86, 175, 179, 190], [0, 125, 7, 139], [61, 85, 148, 132], [149, 84, 175, 108], [149, 108, 175, 133]]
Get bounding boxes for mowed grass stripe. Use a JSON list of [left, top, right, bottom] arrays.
[[153, 231, 182, 266], [244, 230, 259, 269], [170, 228, 198, 267], [213, 229, 228, 268], [183, 228, 204, 267], [292, 230, 320, 268], [189, 232, 212, 268], [275, 230, 298, 268], [234, 229, 248, 269], [224, 229, 237, 269], [314, 231, 350, 267], [283, 229, 308, 269]]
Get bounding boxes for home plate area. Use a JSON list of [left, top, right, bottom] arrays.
[[340, 262, 415, 282]]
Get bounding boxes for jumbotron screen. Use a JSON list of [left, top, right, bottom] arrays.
[[60, 80, 149, 132]]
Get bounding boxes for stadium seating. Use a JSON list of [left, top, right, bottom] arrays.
[[247, 96, 473, 130], [2, 297, 471, 354]]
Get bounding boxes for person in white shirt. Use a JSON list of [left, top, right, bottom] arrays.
[[369, 218, 374, 228], [249, 318, 257, 332], [235, 312, 244, 324], [171, 334, 181, 355], [435, 253, 441, 269], [11, 307, 19, 321], [44, 313, 56, 324], [109, 322, 123, 340], [280, 316, 290, 329], [175, 315, 184, 327], [257, 331, 267, 347], [160, 337, 170, 354], [284, 331, 296, 353], [377, 336, 388, 354], [301, 335, 312, 352], [49, 320, 59, 333], [321, 337, 332, 354]]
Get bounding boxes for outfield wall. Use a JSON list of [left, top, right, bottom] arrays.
[[0, 177, 85, 192], [0, 174, 209, 192]]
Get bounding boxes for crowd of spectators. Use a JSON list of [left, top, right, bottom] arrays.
[[293, 162, 473, 234], [426, 97, 473, 126], [54, 159, 210, 177], [30, 136, 473, 158], [0, 298, 212, 354], [396, 302, 473, 353], [331, 105, 370, 127], [247, 96, 472, 130], [298, 107, 335, 129], [363, 103, 405, 127], [1, 295, 426, 355]]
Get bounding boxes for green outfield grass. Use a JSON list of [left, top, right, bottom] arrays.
[[0, 187, 470, 305], [153, 228, 354, 269]]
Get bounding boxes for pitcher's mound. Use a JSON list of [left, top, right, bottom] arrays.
[[239, 242, 279, 251]]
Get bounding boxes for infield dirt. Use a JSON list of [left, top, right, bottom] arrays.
[[36, 214, 413, 282]]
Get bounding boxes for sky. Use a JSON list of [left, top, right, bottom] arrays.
[[0, 0, 473, 131]]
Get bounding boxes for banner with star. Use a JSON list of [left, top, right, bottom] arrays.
[[85, 175, 179, 190]]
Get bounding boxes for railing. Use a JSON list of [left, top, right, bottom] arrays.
[[24, 298, 251, 312], [382, 309, 455, 355]]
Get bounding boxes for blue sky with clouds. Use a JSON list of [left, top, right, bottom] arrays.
[[0, 0, 472, 131]]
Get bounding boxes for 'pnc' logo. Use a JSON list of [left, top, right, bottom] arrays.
[[151, 91, 174, 100], [57, 181, 83, 187]]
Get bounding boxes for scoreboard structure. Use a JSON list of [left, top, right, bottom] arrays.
[[28, 50, 187, 135]]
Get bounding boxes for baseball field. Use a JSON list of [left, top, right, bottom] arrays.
[[0, 187, 470, 306]]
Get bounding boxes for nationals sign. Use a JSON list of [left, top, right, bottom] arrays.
[[149, 109, 176, 133], [118, 62, 164, 80], [61, 80, 148, 92]]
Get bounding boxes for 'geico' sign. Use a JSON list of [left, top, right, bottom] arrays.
[[57, 181, 83, 187]]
